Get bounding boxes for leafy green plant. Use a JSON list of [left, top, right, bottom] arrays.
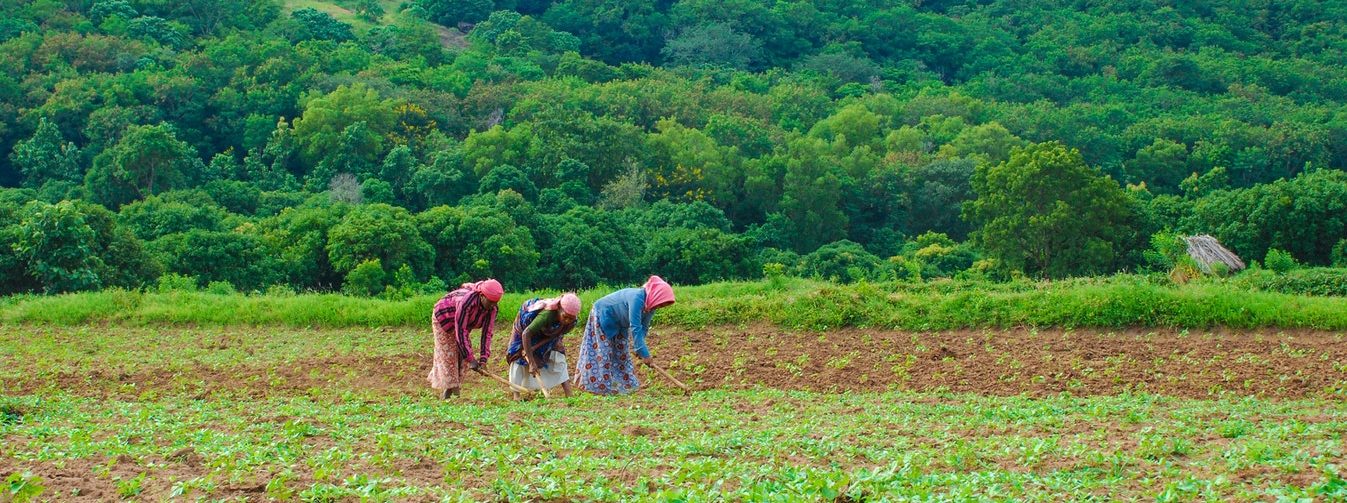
[[1265, 249, 1300, 274], [205, 280, 236, 295], [115, 473, 145, 498], [156, 273, 197, 293], [5, 471, 44, 502]]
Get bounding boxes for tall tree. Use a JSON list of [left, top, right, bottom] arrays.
[[10, 118, 82, 188], [965, 142, 1138, 278], [84, 124, 202, 208], [779, 138, 846, 252]]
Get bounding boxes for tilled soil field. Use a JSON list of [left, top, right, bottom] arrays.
[[2, 325, 1346, 500], [3, 325, 1343, 399]]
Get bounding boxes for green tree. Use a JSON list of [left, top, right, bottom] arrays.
[[416, 204, 540, 287], [416, 0, 493, 26], [287, 8, 354, 42], [1126, 138, 1192, 194], [965, 142, 1139, 278], [532, 207, 636, 288], [935, 122, 1025, 165], [1183, 169, 1347, 265], [342, 258, 386, 296], [808, 103, 884, 151], [799, 240, 888, 283], [406, 149, 475, 210], [72, 200, 161, 290], [117, 194, 226, 241], [779, 138, 846, 252], [327, 203, 433, 278], [642, 227, 757, 284], [662, 22, 763, 69], [12, 201, 105, 293], [127, 16, 187, 47], [908, 158, 976, 240], [292, 85, 396, 177], [542, 0, 667, 64], [354, 0, 385, 22], [258, 204, 347, 291], [150, 229, 282, 291], [478, 164, 538, 200], [10, 118, 82, 188], [84, 124, 202, 208]]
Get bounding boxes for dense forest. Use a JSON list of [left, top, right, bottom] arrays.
[[2, 0, 1346, 296]]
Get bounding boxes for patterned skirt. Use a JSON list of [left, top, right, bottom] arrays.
[[427, 314, 464, 390], [574, 315, 640, 395]]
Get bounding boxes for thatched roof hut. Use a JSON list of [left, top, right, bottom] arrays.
[[1183, 235, 1245, 274]]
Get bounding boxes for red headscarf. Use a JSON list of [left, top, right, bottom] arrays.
[[462, 279, 504, 302], [642, 275, 675, 311]]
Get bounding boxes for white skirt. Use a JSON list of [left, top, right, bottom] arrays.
[[508, 351, 569, 390]]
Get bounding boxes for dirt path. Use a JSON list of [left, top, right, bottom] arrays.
[[5, 326, 1344, 399]]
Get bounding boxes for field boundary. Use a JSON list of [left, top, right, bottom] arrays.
[[4, 277, 1347, 330]]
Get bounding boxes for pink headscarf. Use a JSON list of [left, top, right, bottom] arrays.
[[462, 279, 504, 302], [529, 292, 581, 316], [642, 275, 675, 311]]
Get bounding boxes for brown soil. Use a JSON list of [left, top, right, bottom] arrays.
[[668, 326, 1347, 399], [5, 326, 1345, 399]]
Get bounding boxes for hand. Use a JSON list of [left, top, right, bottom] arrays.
[[467, 358, 482, 370], [641, 356, 654, 367], [527, 361, 540, 375]]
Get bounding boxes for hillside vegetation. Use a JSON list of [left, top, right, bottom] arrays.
[[1, 0, 1346, 296]]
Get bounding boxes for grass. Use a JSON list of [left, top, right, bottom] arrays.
[[5, 276, 1347, 330], [281, 0, 423, 30]]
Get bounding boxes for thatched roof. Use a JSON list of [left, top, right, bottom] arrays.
[[1184, 235, 1245, 274]]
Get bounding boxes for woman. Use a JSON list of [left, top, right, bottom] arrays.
[[574, 276, 676, 395], [428, 279, 503, 399], [505, 293, 582, 399]]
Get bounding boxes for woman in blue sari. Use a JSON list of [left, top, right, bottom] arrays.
[[574, 276, 676, 395]]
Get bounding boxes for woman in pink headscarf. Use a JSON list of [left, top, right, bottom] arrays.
[[574, 276, 676, 395], [428, 279, 503, 399], [505, 292, 582, 399]]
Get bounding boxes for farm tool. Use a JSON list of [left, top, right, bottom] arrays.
[[531, 367, 553, 399], [644, 361, 691, 396], [472, 367, 531, 394]]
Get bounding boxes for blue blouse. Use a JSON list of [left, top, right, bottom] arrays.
[[591, 287, 655, 358]]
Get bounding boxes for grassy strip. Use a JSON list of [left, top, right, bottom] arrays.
[[3, 276, 1346, 330]]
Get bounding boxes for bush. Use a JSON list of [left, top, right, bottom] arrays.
[[343, 259, 386, 297], [799, 240, 889, 283], [266, 284, 297, 297], [156, 273, 198, 293], [1264, 249, 1300, 274], [1230, 268, 1347, 297], [1333, 239, 1347, 267], [205, 281, 237, 295]]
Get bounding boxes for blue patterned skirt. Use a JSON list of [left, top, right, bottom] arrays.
[[574, 315, 640, 395]]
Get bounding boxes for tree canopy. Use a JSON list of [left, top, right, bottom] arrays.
[[1, 0, 1345, 294]]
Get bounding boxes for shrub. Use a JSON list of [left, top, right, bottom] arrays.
[[205, 281, 237, 295], [1230, 268, 1347, 297], [800, 240, 889, 283], [1264, 249, 1300, 274], [343, 259, 386, 297], [156, 273, 197, 292]]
